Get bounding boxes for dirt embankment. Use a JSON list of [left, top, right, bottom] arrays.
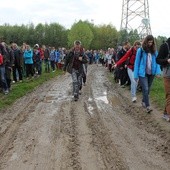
[[0, 65, 170, 170]]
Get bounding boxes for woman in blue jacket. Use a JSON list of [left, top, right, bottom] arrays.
[[23, 45, 34, 79], [134, 35, 161, 113]]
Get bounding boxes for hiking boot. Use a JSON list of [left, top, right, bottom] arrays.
[[162, 114, 170, 122], [146, 107, 153, 113], [132, 97, 137, 103]]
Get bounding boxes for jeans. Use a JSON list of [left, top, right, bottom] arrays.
[[0, 66, 8, 91], [71, 68, 82, 97], [127, 68, 137, 98], [139, 74, 154, 107], [34, 61, 42, 75]]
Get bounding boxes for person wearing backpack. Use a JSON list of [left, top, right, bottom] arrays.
[[156, 38, 170, 121], [114, 40, 141, 102], [134, 35, 161, 113]]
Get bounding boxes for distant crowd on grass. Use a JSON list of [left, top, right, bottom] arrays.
[[0, 40, 68, 95], [0, 38, 118, 95]]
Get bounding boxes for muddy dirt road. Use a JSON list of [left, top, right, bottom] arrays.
[[0, 65, 170, 170]]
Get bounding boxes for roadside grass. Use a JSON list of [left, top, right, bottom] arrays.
[[0, 70, 63, 110], [150, 77, 165, 110]]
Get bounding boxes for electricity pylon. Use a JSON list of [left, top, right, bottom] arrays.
[[120, 0, 152, 40]]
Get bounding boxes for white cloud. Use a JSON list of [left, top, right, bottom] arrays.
[[0, 0, 169, 37]]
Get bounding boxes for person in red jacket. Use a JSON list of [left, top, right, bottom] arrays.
[[114, 40, 141, 102]]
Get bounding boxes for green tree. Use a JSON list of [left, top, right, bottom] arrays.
[[91, 24, 118, 50], [155, 36, 167, 50], [68, 20, 94, 49]]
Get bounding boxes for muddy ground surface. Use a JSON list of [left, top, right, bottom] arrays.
[[0, 64, 170, 170]]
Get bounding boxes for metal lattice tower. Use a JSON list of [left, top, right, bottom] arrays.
[[120, 0, 152, 39]]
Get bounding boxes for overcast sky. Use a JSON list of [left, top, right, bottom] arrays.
[[0, 0, 169, 37]]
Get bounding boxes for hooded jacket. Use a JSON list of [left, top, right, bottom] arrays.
[[134, 48, 161, 79]]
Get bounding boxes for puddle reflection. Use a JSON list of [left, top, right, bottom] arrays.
[[95, 91, 109, 104]]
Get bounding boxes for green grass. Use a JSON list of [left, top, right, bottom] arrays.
[[150, 77, 165, 109], [0, 70, 63, 109]]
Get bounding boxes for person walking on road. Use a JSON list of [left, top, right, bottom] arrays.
[[63, 40, 88, 101], [134, 35, 161, 113], [114, 40, 141, 102], [156, 38, 170, 121]]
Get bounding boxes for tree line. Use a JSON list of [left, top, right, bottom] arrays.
[[0, 20, 167, 50]]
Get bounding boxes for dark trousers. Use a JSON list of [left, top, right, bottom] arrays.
[[12, 65, 23, 81], [119, 68, 128, 85], [164, 77, 170, 114], [25, 64, 34, 77]]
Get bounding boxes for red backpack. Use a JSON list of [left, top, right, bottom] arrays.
[[0, 53, 3, 65]]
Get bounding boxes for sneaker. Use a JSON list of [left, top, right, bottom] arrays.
[[146, 107, 153, 113], [120, 85, 125, 88], [79, 90, 82, 95], [162, 114, 170, 122], [141, 102, 146, 108], [132, 97, 137, 103], [4, 90, 9, 95], [12, 80, 16, 83]]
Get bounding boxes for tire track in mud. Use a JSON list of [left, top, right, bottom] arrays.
[[0, 96, 40, 162], [67, 105, 82, 169], [0, 77, 65, 169], [45, 100, 82, 170], [84, 102, 128, 170], [83, 68, 128, 170]]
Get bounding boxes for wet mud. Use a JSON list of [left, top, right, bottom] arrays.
[[0, 65, 170, 170]]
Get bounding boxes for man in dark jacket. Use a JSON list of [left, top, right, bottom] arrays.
[[63, 40, 88, 101], [12, 43, 23, 82], [156, 38, 170, 121]]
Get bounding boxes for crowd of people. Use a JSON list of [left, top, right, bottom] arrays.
[[0, 40, 66, 95], [1, 35, 170, 122]]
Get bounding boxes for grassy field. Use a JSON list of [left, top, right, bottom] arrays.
[[0, 70, 63, 110]]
